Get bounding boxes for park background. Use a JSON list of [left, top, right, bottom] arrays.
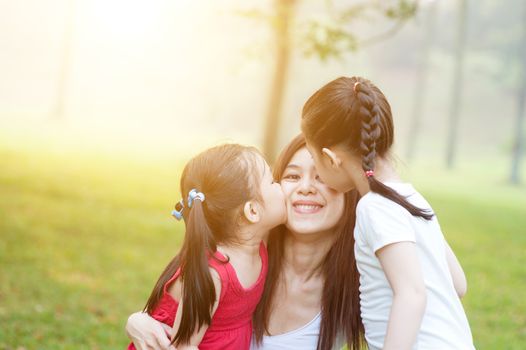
[[0, 0, 525, 349]]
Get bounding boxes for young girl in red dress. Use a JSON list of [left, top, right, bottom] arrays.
[[128, 144, 286, 350]]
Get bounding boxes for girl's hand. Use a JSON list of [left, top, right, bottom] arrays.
[[445, 240, 467, 298], [126, 311, 176, 350]]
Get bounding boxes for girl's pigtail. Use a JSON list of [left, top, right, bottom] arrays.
[[172, 197, 216, 346], [143, 255, 181, 315], [355, 81, 434, 221]]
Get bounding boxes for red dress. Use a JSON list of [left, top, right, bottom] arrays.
[[128, 242, 268, 350]]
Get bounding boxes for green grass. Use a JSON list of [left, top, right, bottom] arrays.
[[404, 160, 526, 348], [0, 146, 186, 349], [0, 144, 525, 349]]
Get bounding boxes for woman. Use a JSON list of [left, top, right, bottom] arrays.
[[126, 134, 365, 350]]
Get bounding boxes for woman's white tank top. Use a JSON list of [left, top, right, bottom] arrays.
[[251, 313, 326, 350]]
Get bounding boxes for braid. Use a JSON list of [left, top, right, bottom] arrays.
[[353, 79, 433, 221], [355, 81, 381, 172], [301, 75, 433, 221]]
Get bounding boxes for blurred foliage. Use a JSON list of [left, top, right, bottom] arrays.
[[301, 0, 419, 60], [238, 0, 419, 61]]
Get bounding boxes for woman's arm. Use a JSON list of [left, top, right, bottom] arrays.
[[125, 312, 175, 350], [445, 240, 467, 298], [377, 242, 427, 350]]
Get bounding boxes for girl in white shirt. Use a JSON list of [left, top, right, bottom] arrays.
[[301, 76, 475, 350]]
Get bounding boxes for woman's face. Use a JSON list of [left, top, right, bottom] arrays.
[[280, 147, 345, 235]]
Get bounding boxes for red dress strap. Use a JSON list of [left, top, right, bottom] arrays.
[[208, 251, 231, 301], [163, 267, 182, 294]]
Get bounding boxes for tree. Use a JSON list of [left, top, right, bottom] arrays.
[[406, 0, 438, 162], [262, 0, 297, 164], [445, 0, 468, 169], [52, 0, 76, 121], [510, 2, 526, 185]]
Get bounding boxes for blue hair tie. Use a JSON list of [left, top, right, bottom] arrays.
[[171, 200, 184, 220], [187, 188, 205, 208]]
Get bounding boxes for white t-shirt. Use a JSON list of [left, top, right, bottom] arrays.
[[250, 313, 345, 350], [354, 182, 475, 350]]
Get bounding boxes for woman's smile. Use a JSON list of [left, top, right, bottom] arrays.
[[292, 200, 324, 214]]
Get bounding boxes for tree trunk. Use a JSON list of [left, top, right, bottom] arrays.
[[510, 3, 526, 185], [262, 0, 296, 164], [52, 0, 75, 121], [406, 2, 438, 162], [446, 0, 468, 169]]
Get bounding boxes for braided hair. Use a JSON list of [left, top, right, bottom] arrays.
[[355, 81, 381, 173], [302, 76, 433, 220]]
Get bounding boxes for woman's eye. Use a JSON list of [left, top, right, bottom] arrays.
[[283, 174, 300, 180], [315, 175, 324, 184]]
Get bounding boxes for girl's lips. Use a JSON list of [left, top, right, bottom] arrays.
[[292, 200, 324, 214]]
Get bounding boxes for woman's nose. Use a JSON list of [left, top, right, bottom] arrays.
[[297, 176, 316, 195]]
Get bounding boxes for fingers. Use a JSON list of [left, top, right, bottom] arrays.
[[146, 339, 164, 350], [133, 340, 148, 350], [161, 323, 174, 337], [126, 311, 176, 350], [134, 336, 166, 350], [155, 333, 174, 350]]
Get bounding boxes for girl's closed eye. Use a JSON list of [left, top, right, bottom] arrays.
[[315, 174, 324, 184]]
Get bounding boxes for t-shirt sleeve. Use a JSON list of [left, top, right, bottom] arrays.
[[359, 195, 416, 253]]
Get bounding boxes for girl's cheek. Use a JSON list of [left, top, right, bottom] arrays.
[[279, 183, 293, 197]]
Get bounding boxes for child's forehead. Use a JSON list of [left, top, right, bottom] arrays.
[[244, 151, 268, 175], [258, 155, 270, 175]]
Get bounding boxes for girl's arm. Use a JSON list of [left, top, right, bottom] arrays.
[[445, 240, 467, 298], [377, 242, 427, 350], [168, 268, 222, 350], [125, 312, 176, 350]]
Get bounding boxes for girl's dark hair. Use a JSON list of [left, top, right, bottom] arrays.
[[253, 134, 365, 350], [143, 144, 263, 346], [301, 76, 433, 220]]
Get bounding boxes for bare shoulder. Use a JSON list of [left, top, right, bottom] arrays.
[[209, 267, 222, 295], [167, 268, 221, 302], [167, 278, 183, 301]]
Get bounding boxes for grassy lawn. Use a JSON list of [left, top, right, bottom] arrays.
[[0, 144, 525, 349]]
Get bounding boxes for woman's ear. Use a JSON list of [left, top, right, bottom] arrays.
[[243, 201, 261, 224], [321, 147, 342, 168]]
